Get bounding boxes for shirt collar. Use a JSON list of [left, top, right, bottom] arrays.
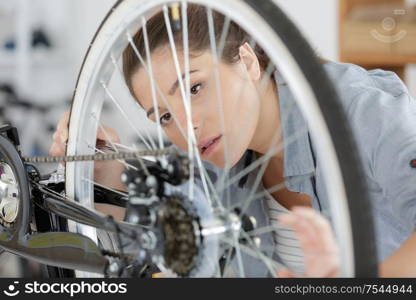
[[274, 70, 316, 178]]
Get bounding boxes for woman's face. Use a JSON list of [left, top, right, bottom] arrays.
[[131, 43, 262, 168]]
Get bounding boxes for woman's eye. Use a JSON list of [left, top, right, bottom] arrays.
[[190, 83, 202, 95], [159, 112, 172, 126]]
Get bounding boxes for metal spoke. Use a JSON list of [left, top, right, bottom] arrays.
[[217, 16, 231, 59], [238, 92, 303, 215], [141, 18, 165, 150], [232, 230, 246, 277], [206, 7, 232, 211], [238, 173, 314, 211], [83, 139, 138, 172], [214, 36, 257, 211], [240, 230, 286, 276], [218, 122, 308, 195], [125, 32, 187, 143], [163, 4, 223, 209], [181, 1, 196, 201], [219, 54, 278, 215], [126, 28, 220, 208], [89, 113, 138, 171], [101, 81, 155, 150], [220, 236, 280, 277], [240, 131, 280, 215], [110, 53, 166, 153]]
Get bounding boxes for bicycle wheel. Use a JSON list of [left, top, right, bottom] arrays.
[[65, 0, 377, 277]]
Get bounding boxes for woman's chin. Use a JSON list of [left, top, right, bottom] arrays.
[[205, 148, 243, 170]]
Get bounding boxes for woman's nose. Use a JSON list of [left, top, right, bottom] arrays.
[[176, 106, 201, 137], [187, 123, 199, 139]]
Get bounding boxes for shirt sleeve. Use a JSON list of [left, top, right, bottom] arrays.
[[346, 87, 416, 231]]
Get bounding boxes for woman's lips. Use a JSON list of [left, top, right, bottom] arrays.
[[199, 135, 222, 156]]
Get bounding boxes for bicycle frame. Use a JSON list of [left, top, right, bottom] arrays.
[[0, 181, 124, 276]]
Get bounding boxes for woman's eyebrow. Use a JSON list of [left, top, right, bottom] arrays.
[[168, 70, 199, 95], [147, 106, 159, 118], [147, 70, 199, 117]]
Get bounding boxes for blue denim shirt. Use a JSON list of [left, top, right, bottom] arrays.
[[200, 61, 416, 276], [279, 61, 416, 262]]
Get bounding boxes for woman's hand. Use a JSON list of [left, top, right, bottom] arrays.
[[49, 111, 126, 191], [49, 111, 72, 159], [277, 206, 340, 278]]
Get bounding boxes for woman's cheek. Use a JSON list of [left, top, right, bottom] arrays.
[[165, 129, 183, 150]]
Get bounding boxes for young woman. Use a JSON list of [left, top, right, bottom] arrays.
[[50, 5, 416, 277]]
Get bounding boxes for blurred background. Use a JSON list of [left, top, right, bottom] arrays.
[[0, 0, 415, 277]]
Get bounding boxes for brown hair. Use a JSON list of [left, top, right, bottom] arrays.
[[122, 4, 274, 98]]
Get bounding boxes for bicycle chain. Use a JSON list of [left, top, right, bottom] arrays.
[[22, 148, 178, 164]]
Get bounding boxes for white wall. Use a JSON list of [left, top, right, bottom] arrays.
[[273, 0, 339, 61], [0, 0, 78, 102], [69, 0, 117, 73]]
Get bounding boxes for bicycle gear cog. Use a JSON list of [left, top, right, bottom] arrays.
[[160, 193, 201, 277]]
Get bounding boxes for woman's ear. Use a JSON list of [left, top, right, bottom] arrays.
[[238, 42, 261, 81]]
